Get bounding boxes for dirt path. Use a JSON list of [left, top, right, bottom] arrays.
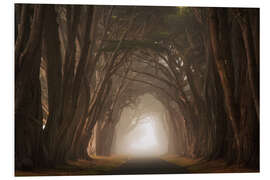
[[107, 157, 188, 175]]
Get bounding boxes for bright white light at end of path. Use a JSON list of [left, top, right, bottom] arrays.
[[130, 118, 158, 150], [123, 116, 166, 156]]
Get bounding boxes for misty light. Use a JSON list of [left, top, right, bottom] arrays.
[[112, 94, 168, 156], [113, 94, 169, 157], [128, 117, 159, 152], [121, 115, 167, 156]]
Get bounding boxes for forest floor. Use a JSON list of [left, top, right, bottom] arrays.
[[15, 155, 259, 176], [15, 155, 128, 176], [161, 155, 259, 173]]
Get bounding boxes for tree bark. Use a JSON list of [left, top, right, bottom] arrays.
[[208, 8, 241, 163], [237, 9, 259, 120], [15, 4, 44, 169], [42, 4, 63, 165]]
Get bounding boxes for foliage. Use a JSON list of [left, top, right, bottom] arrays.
[[101, 40, 168, 53]]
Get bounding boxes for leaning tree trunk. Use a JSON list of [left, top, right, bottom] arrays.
[[208, 8, 241, 163], [237, 9, 259, 120], [42, 4, 65, 166], [15, 5, 44, 169]]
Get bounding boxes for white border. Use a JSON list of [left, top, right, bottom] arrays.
[[1, 0, 270, 180]]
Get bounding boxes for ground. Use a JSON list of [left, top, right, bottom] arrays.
[[161, 155, 259, 173], [15, 155, 127, 176], [15, 155, 259, 176]]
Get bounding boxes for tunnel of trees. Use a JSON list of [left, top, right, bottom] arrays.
[[15, 4, 259, 170]]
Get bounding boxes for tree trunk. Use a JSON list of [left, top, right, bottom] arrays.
[[208, 8, 241, 163], [15, 5, 44, 169], [237, 9, 259, 120], [42, 4, 63, 165]]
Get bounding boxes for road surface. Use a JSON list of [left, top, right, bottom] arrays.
[[107, 157, 188, 175]]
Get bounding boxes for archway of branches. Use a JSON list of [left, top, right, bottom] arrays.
[[86, 66, 188, 158]]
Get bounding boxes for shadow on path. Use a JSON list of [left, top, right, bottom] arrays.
[[107, 157, 189, 175]]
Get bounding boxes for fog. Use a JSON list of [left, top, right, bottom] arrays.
[[113, 94, 168, 157]]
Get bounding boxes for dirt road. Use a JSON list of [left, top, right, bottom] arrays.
[[108, 157, 188, 175]]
